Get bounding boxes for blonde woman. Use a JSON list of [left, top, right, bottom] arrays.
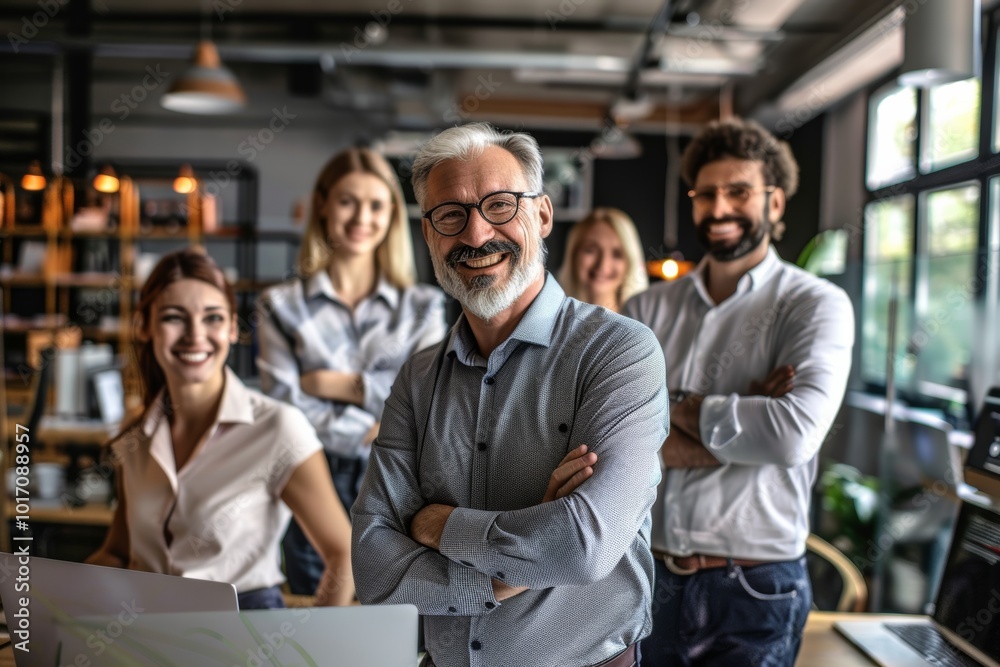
[[256, 148, 447, 597], [558, 207, 648, 312]]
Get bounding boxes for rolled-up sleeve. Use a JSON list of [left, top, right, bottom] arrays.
[[351, 360, 500, 615], [700, 288, 854, 468], [437, 325, 667, 588]]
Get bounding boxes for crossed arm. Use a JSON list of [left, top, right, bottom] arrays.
[[661, 365, 795, 469], [351, 329, 667, 614], [409, 445, 598, 601]]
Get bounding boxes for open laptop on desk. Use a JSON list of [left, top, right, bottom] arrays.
[[53, 606, 419, 666], [835, 499, 1000, 667], [0, 554, 238, 667], [966, 388, 1000, 499]]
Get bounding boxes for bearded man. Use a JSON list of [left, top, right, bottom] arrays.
[[624, 117, 855, 666]]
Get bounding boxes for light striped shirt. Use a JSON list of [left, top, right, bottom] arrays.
[[256, 271, 447, 459], [623, 247, 854, 560], [352, 274, 668, 667]]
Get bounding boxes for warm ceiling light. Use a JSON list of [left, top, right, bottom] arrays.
[[173, 164, 198, 194], [21, 160, 46, 191], [661, 259, 679, 280], [647, 257, 694, 281], [161, 41, 246, 115], [93, 165, 120, 193]]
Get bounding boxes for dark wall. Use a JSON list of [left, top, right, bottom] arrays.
[[518, 129, 694, 274], [775, 113, 825, 264]]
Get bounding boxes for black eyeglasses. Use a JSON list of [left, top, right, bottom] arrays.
[[423, 190, 541, 237], [687, 184, 776, 208]]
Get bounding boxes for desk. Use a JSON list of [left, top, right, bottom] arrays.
[[0, 610, 903, 666], [798, 611, 917, 666]]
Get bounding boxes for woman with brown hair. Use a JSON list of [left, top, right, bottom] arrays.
[[87, 248, 354, 609], [558, 207, 649, 312], [257, 147, 447, 596]]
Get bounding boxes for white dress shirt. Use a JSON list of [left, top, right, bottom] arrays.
[[623, 247, 854, 560]]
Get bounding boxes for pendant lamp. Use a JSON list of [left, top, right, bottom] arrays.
[[161, 41, 246, 114], [899, 0, 980, 87]]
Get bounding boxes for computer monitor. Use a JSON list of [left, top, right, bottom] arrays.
[[965, 388, 1000, 498]]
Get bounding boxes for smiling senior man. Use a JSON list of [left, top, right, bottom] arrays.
[[351, 122, 668, 667]]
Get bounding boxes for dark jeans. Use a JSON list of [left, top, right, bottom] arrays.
[[238, 585, 286, 610], [282, 451, 367, 595], [640, 556, 811, 667]]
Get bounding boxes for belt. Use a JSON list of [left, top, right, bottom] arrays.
[[420, 643, 636, 667], [653, 549, 769, 575]]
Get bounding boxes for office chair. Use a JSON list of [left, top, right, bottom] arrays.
[[806, 533, 868, 612]]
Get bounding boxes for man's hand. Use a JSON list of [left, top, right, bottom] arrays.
[[747, 364, 795, 398], [410, 504, 455, 551], [542, 445, 597, 502]]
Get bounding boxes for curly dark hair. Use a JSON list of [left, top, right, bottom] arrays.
[[681, 118, 799, 198]]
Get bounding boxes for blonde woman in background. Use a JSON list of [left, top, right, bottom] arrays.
[[256, 147, 447, 597], [558, 207, 648, 312]]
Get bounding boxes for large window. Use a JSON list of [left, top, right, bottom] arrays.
[[862, 30, 996, 415], [867, 87, 917, 189], [862, 195, 914, 386]]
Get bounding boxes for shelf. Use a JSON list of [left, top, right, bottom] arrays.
[[0, 272, 47, 286], [0, 226, 53, 237], [6, 499, 113, 526], [202, 228, 245, 239], [54, 273, 129, 288], [135, 228, 197, 239], [79, 325, 126, 341], [59, 229, 122, 239], [0, 317, 69, 333]]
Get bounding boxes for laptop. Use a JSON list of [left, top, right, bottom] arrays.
[[52, 606, 419, 666], [965, 387, 1000, 499], [835, 499, 1000, 667], [0, 553, 238, 667]]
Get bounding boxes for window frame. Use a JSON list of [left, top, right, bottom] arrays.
[[860, 7, 1000, 416]]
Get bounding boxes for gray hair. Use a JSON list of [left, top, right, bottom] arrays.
[[411, 122, 545, 209]]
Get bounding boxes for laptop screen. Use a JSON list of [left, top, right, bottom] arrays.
[[933, 501, 1000, 661], [965, 390, 1000, 497]]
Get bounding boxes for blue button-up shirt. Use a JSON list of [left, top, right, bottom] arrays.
[[353, 273, 668, 667]]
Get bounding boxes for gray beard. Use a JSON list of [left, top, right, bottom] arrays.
[[432, 250, 543, 322]]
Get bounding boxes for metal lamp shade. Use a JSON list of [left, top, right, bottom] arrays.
[[899, 0, 981, 87], [161, 41, 247, 114]]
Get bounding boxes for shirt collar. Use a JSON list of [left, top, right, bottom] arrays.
[[447, 272, 564, 363], [141, 366, 254, 438], [305, 270, 399, 309], [691, 245, 781, 304]]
